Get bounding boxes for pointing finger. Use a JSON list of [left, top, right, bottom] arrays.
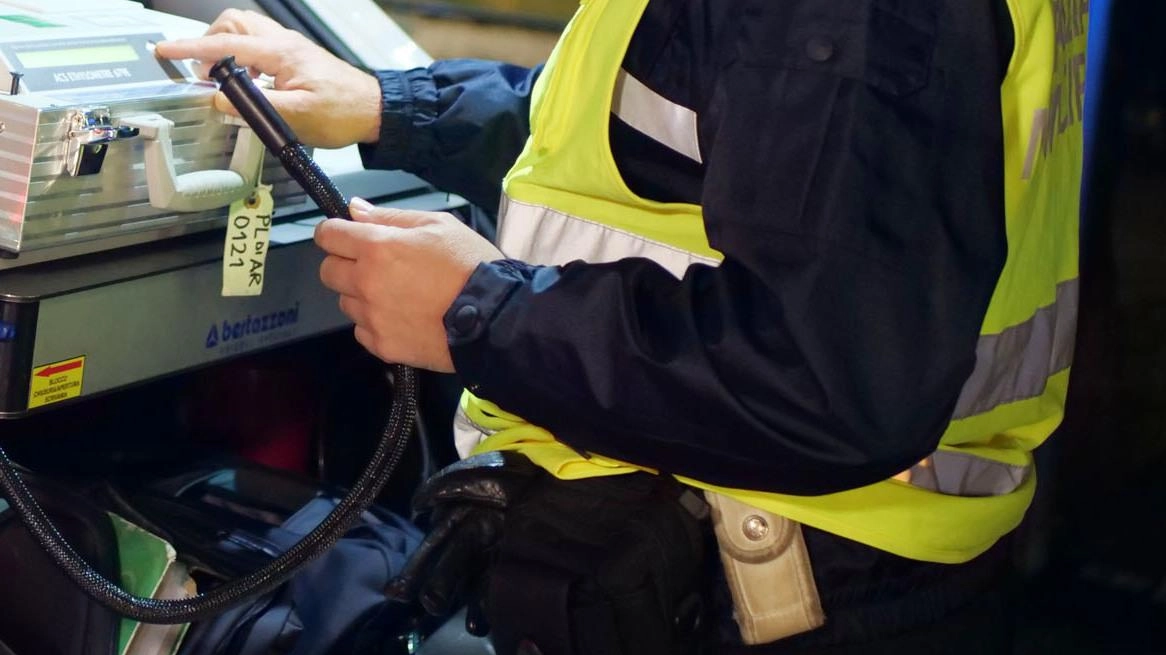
[[155, 33, 288, 77]]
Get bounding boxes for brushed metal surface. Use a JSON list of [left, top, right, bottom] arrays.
[[0, 86, 307, 261]]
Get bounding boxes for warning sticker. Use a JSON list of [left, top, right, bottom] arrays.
[[28, 356, 86, 409]]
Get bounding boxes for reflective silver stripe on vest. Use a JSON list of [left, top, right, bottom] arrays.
[[903, 451, 1030, 497], [497, 196, 720, 276], [900, 278, 1079, 495], [612, 68, 703, 163], [453, 406, 494, 459], [494, 196, 1066, 497], [952, 277, 1078, 420]]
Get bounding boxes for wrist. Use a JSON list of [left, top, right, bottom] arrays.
[[356, 69, 383, 144]]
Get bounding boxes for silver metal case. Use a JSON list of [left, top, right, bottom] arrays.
[[0, 87, 307, 266]]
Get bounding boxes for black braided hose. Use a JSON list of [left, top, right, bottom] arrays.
[[0, 56, 419, 624]]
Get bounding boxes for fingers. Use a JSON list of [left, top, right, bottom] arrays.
[[464, 592, 492, 637], [155, 32, 290, 77], [154, 9, 288, 65], [418, 517, 489, 616], [206, 8, 288, 38], [319, 254, 359, 296], [210, 87, 306, 118], [349, 198, 439, 228], [191, 60, 264, 84], [211, 91, 241, 117], [385, 504, 473, 602], [353, 325, 375, 356], [338, 293, 366, 322], [314, 218, 383, 260]]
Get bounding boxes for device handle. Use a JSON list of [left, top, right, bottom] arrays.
[[118, 113, 264, 213]]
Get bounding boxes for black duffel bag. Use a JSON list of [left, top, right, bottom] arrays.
[[0, 473, 121, 655], [105, 461, 426, 655]]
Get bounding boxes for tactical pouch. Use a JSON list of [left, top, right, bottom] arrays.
[[705, 492, 824, 645], [485, 472, 709, 655]]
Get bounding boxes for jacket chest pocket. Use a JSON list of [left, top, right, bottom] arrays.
[[735, 0, 937, 96]]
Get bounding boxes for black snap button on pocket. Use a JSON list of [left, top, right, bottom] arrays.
[[805, 36, 835, 63], [452, 303, 481, 335]]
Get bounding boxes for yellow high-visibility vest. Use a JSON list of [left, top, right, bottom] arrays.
[[461, 0, 1087, 564]]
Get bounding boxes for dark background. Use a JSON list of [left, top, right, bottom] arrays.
[[1014, 1, 1166, 652]]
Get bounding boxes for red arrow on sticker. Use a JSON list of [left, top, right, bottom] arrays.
[[36, 360, 83, 377]]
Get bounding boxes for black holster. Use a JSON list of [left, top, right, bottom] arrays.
[[485, 472, 709, 655]]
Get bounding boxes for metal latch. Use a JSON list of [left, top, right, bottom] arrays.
[[64, 107, 140, 176]]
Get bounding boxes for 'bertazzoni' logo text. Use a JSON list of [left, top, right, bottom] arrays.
[[205, 303, 300, 349]]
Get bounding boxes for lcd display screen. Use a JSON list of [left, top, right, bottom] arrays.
[[16, 43, 139, 69]]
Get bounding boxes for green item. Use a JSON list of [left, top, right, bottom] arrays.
[[110, 513, 193, 655], [0, 14, 65, 28]]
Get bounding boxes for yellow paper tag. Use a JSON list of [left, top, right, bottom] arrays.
[[223, 184, 274, 297]]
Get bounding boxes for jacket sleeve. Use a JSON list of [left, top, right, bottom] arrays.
[[444, 4, 1012, 496], [359, 59, 541, 214]]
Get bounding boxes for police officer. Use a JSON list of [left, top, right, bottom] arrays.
[[158, 0, 1087, 651]]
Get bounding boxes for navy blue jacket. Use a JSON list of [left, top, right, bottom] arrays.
[[359, 0, 1014, 496]]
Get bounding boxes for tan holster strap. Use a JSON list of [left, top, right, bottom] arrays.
[[705, 491, 825, 645]]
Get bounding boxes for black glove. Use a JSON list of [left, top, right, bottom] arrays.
[[385, 451, 542, 633]]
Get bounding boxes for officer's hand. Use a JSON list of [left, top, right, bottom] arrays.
[[154, 9, 381, 148], [387, 451, 542, 633], [314, 198, 504, 372]]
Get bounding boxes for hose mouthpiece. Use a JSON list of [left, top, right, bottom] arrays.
[[210, 56, 296, 152], [209, 55, 350, 219]]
